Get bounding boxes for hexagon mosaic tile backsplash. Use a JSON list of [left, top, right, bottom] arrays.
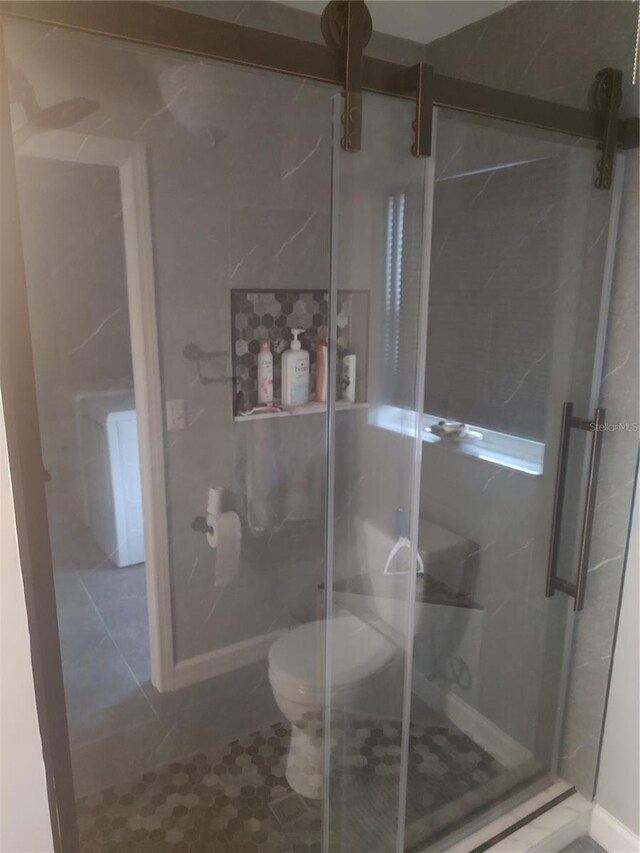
[[231, 290, 359, 414]]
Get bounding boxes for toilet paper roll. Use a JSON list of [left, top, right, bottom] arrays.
[[206, 511, 241, 587]]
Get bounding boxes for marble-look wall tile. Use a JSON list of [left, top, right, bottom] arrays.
[[560, 152, 639, 794], [425, 2, 638, 115], [426, 149, 570, 439]]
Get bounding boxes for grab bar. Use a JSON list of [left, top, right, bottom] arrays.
[[546, 402, 605, 611]]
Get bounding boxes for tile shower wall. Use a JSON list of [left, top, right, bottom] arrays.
[[423, 0, 639, 796], [564, 149, 639, 795], [231, 289, 329, 412], [426, 150, 567, 441], [230, 289, 366, 412]]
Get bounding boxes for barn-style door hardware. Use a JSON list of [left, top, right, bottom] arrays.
[[1, 0, 638, 166], [402, 63, 435, 157], [319, 0, 634, 184], [321, 0, 372, 151], [590, 67, 623, 189]]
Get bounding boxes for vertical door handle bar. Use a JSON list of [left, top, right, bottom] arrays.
[[546, 402, 606, 611], [575, 406, 606, 610], [546, 402, 573, 599]]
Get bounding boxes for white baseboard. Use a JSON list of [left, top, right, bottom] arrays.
[[591, 805, 640, 852], [412, 670, 532, 769], [171, 628, 286, 691]]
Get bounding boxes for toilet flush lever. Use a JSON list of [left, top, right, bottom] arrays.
[[383, 508, 425, 576]]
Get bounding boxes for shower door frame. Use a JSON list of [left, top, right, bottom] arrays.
[[0, 3, 637, 852]]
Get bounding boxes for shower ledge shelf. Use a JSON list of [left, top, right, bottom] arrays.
[[234, 401, 368, 422]]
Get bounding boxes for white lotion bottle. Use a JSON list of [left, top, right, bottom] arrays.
[[257, 340, 273, 404], [281, 328, 309, 406]]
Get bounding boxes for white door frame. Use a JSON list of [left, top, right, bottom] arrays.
[[17, 128, 175, 691]]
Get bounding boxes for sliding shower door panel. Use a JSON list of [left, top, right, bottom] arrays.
[[406, 109, 620, 849]]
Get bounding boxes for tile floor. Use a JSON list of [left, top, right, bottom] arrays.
[[51, 520, 281, 797], [77, 717, 505, 853], [51, 517, 454, 800]]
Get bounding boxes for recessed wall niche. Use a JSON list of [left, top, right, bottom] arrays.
[[230, 289, 368, 415]]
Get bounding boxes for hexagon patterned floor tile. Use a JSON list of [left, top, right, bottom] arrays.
[[76, 719, 503, 852]]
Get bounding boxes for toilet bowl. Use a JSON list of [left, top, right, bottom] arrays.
[[268, 612, 396, 799]]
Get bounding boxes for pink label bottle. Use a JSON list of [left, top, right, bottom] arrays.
[[257, 340, 273, 404]]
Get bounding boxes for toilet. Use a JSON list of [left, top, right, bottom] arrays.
[[268, 612, 397, 799]]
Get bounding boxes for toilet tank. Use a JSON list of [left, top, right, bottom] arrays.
[[336, 516, 483, 708], [348, 515, 477, 636], [76, 390, 145, 568], [354, 516, 472, 593]]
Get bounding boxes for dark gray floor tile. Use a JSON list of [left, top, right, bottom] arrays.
[[55, 569, 112, 671], [142, 661, 272, 721], [63, 633, 157, 747], [71, 717, 170, 798]]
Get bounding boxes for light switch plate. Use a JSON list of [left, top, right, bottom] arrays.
[[166, 399, 187, 431]]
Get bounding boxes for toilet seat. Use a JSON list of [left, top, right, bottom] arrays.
[[268, 613, 396, 705]]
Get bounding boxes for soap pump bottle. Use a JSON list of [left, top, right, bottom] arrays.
[[281, 328, 309, 407]]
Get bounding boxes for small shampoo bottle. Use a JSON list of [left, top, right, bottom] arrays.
[[257, 340, 273, 404]]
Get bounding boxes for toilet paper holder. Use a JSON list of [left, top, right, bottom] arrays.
[[191, 515, 214, 536], [183, 343, 229, 386]]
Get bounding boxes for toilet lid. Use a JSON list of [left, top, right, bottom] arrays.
[[269, 613, 396, 693]]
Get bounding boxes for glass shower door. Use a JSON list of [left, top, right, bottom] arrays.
[[325, 100, 619, 852], [404, 109, 619, 849], [324, 93, 432, 852]]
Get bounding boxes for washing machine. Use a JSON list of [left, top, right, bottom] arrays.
[[76, 390, 145, 567]]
